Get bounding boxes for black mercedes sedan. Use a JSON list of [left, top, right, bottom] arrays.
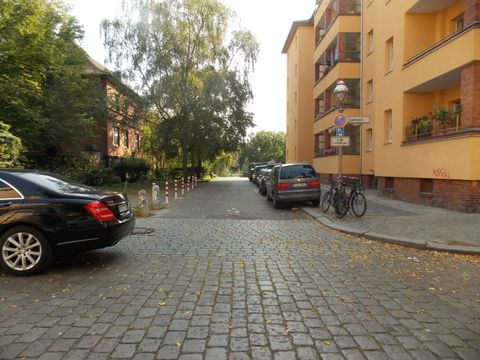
[[0, 170, 135, 275]]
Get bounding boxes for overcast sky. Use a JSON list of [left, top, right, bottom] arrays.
[[64, 0, 315, 133]]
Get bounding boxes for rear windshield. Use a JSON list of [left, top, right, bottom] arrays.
[[279, 165, 317, 180], [15, 172, 97, 194]]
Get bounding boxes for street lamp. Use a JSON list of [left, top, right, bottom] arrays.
[[334, 80, 349, 177], [334, 80, 349, 110]]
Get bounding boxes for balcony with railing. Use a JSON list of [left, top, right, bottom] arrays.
[[314, 125, 360, 158], [314, 33, 360, 84], [314, 78, 360, 120], [405, 104, 463, 142], [315, 0, 361, 47]]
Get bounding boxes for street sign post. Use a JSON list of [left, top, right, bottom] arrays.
[[349, 116, 370, 125], [333, 113, 348, 128], [331, 136, 350, 146]]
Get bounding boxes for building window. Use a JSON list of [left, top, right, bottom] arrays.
[[367, 30, 374, 54], [386, 37, 394, 72], [453, 99, 461, 126], [343, 79, 361, 108], [113, 127, 120, 147], [366, 128, 373, 151], [454, 14, 464, 32], [134, 134, 140, 151], [367, 80, 374, 103], [122, 129, 129, 148], [344, 125, 360, 155], [420, 179, 433, 194], [344, 33, 361, 61], [384, 109, 392, 143], [314, 132, 325, 156]]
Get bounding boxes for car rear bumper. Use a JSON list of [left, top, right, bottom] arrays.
[[54, 216, 135, 255], [277, 189, 321, 202]]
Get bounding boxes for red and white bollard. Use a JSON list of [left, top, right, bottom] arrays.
[[181, 178, 185, 195], [195, 175, 198, 187], [174, 179, 178, 199], [165, 181, 169, 204]]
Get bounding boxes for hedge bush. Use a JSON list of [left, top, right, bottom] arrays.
[[113, 157, 150, 182]]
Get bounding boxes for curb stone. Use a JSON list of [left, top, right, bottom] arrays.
[[300, 206, 480, 255]]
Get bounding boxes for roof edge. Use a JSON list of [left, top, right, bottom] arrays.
[[281, 16, 314, 54]]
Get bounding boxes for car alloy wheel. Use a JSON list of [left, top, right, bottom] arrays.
[[0, 227, 52, 275]]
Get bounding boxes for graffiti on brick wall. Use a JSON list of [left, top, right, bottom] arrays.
[[432, 168, 450, 178]]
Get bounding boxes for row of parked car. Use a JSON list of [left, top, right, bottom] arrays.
[[249, 162, 321, 209]]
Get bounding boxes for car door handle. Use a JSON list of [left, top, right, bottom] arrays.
[[0, 202, 12, 207]]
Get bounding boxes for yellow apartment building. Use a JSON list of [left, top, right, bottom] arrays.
[[284, 0, 480, 212], [283, 20, 314, 164]]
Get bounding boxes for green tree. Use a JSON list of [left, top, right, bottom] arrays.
[[0, 121, 22, 167], [239, 131, 286, 168], [101, 0, 259, 176], [0, 0, 107, 168]]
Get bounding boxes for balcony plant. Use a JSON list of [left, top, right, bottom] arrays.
[[408, 104, 462, 140], [410, 115, 432, 138], [433, 104, 461, 130]]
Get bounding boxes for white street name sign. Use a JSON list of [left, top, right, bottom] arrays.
[[331, 136, 350, 146]]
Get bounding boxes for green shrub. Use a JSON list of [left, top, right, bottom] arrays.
[[84, 167, 121, 186], [113, 157, 150, 182]]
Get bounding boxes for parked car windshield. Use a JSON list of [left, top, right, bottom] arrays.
[[280, 165, 316, 180], [15, 172, 98, 194]]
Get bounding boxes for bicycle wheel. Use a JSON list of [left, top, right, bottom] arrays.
[[321, 191, 332, 213], [351, 192, 367, 217], [334, 191, 349, 218]]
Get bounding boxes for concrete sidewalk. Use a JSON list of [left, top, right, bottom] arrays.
[[301, 189, 480, 255]]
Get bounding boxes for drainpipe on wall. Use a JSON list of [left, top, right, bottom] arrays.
[[359, 0, 364, 183]]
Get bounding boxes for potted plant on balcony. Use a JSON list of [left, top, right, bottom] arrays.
[[433, 104, 461, 133], [410, 115, 432, 139]]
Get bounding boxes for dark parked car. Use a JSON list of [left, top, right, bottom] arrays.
[[248, 168, 255, 182], [266, 163, 321, 208], [252, 164, 268, 184], [0, 170, 135, 275], [258, 168, 271, 196]]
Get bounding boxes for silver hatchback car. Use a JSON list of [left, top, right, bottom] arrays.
[[266, 163, 321, 208]]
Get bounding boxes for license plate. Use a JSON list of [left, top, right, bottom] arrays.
[[292, 183, 307, 188], [118, 203, 128, 213]]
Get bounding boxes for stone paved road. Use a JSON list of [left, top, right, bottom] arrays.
[[1, 177, 479, 360]]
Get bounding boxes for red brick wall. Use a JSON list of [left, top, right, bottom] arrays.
[[460, 61, 480, 128], [378, 177, 480, 212], [464, 0, 480, 24], [338, 33, 345, 60]]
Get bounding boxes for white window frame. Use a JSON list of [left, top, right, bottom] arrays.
[[113, 127, 120, 147], [367, 30, 374, 53], [367, 80, 374, 103], [122, 129, 129, 148], [134, 134, 140, 151], [387, 37, 394, 71], [385, 110, 393, 143], [367, 128, 373, 151]]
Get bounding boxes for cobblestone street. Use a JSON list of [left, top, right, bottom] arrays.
[[1, 178, 479, 359]]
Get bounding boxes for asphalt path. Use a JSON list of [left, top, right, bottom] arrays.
[[158, 177, 311, 221]]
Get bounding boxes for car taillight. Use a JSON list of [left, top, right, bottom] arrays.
[[308, 180, 320, 188], [275, 182, 290, 190], [84, 201, 116, 222]]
